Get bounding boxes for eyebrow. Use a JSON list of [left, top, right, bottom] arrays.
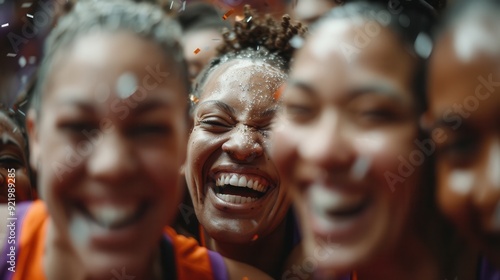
[[197, 100, 236, 116], [288, 79, 408, 104], [54, 96, 174, 115]]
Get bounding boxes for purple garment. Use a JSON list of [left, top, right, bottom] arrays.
[[480, 257, 500, 280], [0, 201, 33, 280], [208, 250, 229, 280]]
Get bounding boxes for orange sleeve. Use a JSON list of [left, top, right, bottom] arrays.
[[13, 200, 48, 280], [165, 227, 218, 280]]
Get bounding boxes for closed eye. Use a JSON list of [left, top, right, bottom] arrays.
[[199, 117, 233, 132]]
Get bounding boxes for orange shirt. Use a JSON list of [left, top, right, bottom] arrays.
[[0, 200, 228, 280]]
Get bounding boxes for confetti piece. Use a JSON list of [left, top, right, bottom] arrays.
[[12, 127, 17, 133], [179, 0, 186, 12], [194, 48, 201, 54], [251, 234, 258, 241], [18, 56, 26, 68], [6, 53, 16, 57], [18, 110, 25, 116], [170, 0, 174, 9], [116, 72, 138, 99], [26, 14, 33, 18], [246, 16, 252, 22], [28, 56, 36, 64], [222, 9, 234, 20], [1, 23, 8, 28], [21, 2, 32, 8], [273, 84, 285, 100], [189, 94, 199, 104]]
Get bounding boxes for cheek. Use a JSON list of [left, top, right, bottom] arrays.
[[270, 123, 299, 185], [14, 168, 33, 200]]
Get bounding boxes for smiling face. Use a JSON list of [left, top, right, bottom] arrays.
[[427, 30, 500, 263], [271, 19, 424, 273], [0, 112, 32, 203], [186, 59, 289, 243], [28, 32, 188, 277]]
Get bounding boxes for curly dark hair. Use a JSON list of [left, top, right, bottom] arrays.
[[191, 5, 307, 99]]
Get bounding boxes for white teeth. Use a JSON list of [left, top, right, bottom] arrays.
[[215, 193, 258, 204], [87, 204, 137, 228], [214, 173, 270, 194], [229, 175, 238, 185], [238, 176, 247, 187]]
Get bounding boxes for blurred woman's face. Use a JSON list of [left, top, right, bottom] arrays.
[[28, 32, 188, 278], [185, 59, 291, 243], [271, 19, 423, 274], [427, 30, 500, 262], [0, 112, 32, 203]]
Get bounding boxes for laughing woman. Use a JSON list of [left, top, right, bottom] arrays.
[[184, 6, 306, 279], [271, 1, 462, 279]]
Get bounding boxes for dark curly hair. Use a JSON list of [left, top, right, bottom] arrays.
[[191, 5, 307, 100]]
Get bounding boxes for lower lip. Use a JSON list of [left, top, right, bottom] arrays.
[[207, 187, 271, 213], [308, 199, 372, 242]]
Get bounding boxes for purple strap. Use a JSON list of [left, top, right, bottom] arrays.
[[479, 256, 500, 280], [208, 250, 229, 280], [0, 201, 33, 280]]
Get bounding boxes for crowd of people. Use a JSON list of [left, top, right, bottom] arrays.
[[0, 0, 498, 279]]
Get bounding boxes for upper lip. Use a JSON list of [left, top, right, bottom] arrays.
[[208, 165, 278, 187]]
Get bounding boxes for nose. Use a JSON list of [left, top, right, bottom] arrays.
[[87, 132, 137, 184], [222, 124, 264, 162], [298, 110, 355, 172]]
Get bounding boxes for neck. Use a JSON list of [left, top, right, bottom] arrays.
[[205, 219, 290, 279], [356, 232, 440, 280]]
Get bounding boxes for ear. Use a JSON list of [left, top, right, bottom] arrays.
[[26, 109, 40, 172]]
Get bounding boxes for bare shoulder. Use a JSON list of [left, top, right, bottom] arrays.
[[224, 257, 273, 280]]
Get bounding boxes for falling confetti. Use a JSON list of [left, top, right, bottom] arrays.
[[289, 35, 304, 49], [189, 94, 199, 104], [170, 0, 174, 9], [251, 234, 258, 241], [246, 16, 252, 23], [116, 72, 138, 99], [21, 2, 32, 8], [414, 32, 433, 59], [222, 9, 234, 20], [273, 84, 285, 100], [1, 23, 8, 28], [180, 0, 186, 12], [194, 48, 201, 54], [6, 53, 16, 57], [18, 56, 26, 68], [26, 14, 33, 18]]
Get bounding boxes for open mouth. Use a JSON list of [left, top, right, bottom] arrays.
[[212, 173, 270, 204], [310, 185, 370, 221], [76, 201, 148, 230]]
